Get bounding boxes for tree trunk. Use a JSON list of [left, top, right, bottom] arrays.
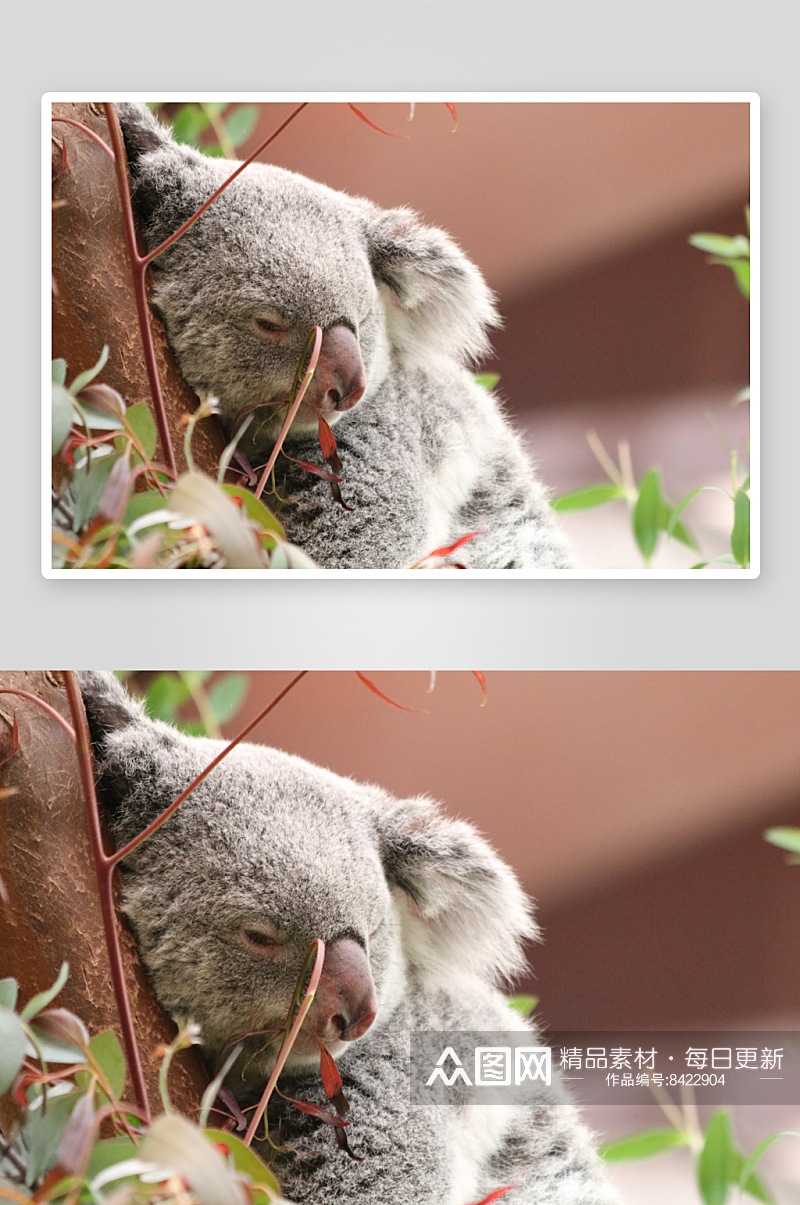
[[0, 672, 207, 1129], [51, 101, 226, 477]]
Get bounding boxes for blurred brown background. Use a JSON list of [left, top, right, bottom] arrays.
[[237, 100, 751, 570]]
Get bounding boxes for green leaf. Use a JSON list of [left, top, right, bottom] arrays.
[[23, 1090, 82, 1186], [20, 963, 69, 1021], [143, 672, 193, 723], [689, 233, 750, 259], [731, 488, 750, 567], [725, 258, 750, 300], [52, 359, 67, 386], [474, 373, 500, 392], [696, 1111, 773, 1205], [171, 104, 211, 146], [0, 1006, 27, 1094], [124, 403, 158, 461], [73, 403, 126, 432], [207, 675, 248, 726], [53, 381, 78, 455], [203, 1128, 282, 1196], [600, 1128, 689, 1162], [698, 1111, 739, 1205], [223, 104, 257, 148], [69, 453, 119, 533], [0, 978, 18, 1010], [88, 1030, 126, 1100], [222, 485, 285, 537], [86, 1135, 139, 1180], [507, 994, 538, 1019], [551, 483, 625, 512], [124, 490, 171, 526], [26, 1029, 85, 1065], [633, 467, 664, 565], [69, 345, 109, 396], [764, 827, 800, 855], [739, 1133, 800, 1195]]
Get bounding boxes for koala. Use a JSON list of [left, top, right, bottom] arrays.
[[78, 671, 618, 1205], [114, 102, 573, 570]]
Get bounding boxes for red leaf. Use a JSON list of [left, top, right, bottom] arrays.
[[472, 671, 488, 706], [355, 673, 425, 714], [284, 456, 343, 484], [289, 1099, 348, 1127], [418, 530, 482, 563], [347, 103, 408, 139], [56, 1092, 96, 1174], [317, 412, 338, 463], [469, 1187, 516, 1205], [334, 1124, 364, 1162], [318, 1044, 350, 1116], [445, 103, 458, 131], [329, 480, 355, 512]]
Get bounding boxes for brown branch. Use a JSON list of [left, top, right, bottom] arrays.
[[62, 672, 151, 1123], [111, 671, 309, 866]]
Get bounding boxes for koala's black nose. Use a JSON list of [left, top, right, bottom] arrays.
[[306, 325, 366, 416], [308, 937, 378, 1043]]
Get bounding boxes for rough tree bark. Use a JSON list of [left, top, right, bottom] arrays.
[[51, 101, 227, 476], [0, 672, 207, 1130]]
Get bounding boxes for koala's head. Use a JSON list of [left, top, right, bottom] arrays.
[[115, 103, 499, 457], [79, 672, 534, 1093]]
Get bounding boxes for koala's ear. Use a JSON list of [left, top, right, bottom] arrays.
[[366, 207, 501, 366], [77, 670, 149, 745], [114, 102, 172, 164], [376, 797, 537, 985]]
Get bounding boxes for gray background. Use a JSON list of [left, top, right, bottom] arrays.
[[16, 1, 797, 668]]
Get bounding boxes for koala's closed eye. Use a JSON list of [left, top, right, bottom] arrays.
[[242, 926, 282, 950]]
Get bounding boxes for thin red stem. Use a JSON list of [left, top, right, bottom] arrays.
[[62, 672, 151, 1123], [0, 690, 76, 741], [111, 671, 309, 866], [103, 104, 177, 480], [51, 118, 115, 160], [144, 103, 309, 267], [254, 327, 322, 501], [244, 938, 325, 1146]]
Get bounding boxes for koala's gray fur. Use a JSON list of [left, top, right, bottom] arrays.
[[79, 671, 618, 1205], [114, 103, 572, 569]]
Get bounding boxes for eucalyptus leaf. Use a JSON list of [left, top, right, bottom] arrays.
[[764, 827, 800, 855], [223, 105, 257, 148], [23, 1090, 81, 1186], [68, 345, 109, 396], [124, 403, 158, 461], [53, 382, 78, 454], [0, 978, 18, 1010], [20, 963, 69, 1021], [52, 359, 67, 386], [0, 1007, 27, 1094], [507, 995, 539, 1019], [632, 467, 664, 565], [731, 488, 750, 567], [207, 675, 248, 725], [474, 373, 501, 392], [551, 483, 624, 512], [88, 1030, 126, 1100], [600, 1128, 688, 1162]]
